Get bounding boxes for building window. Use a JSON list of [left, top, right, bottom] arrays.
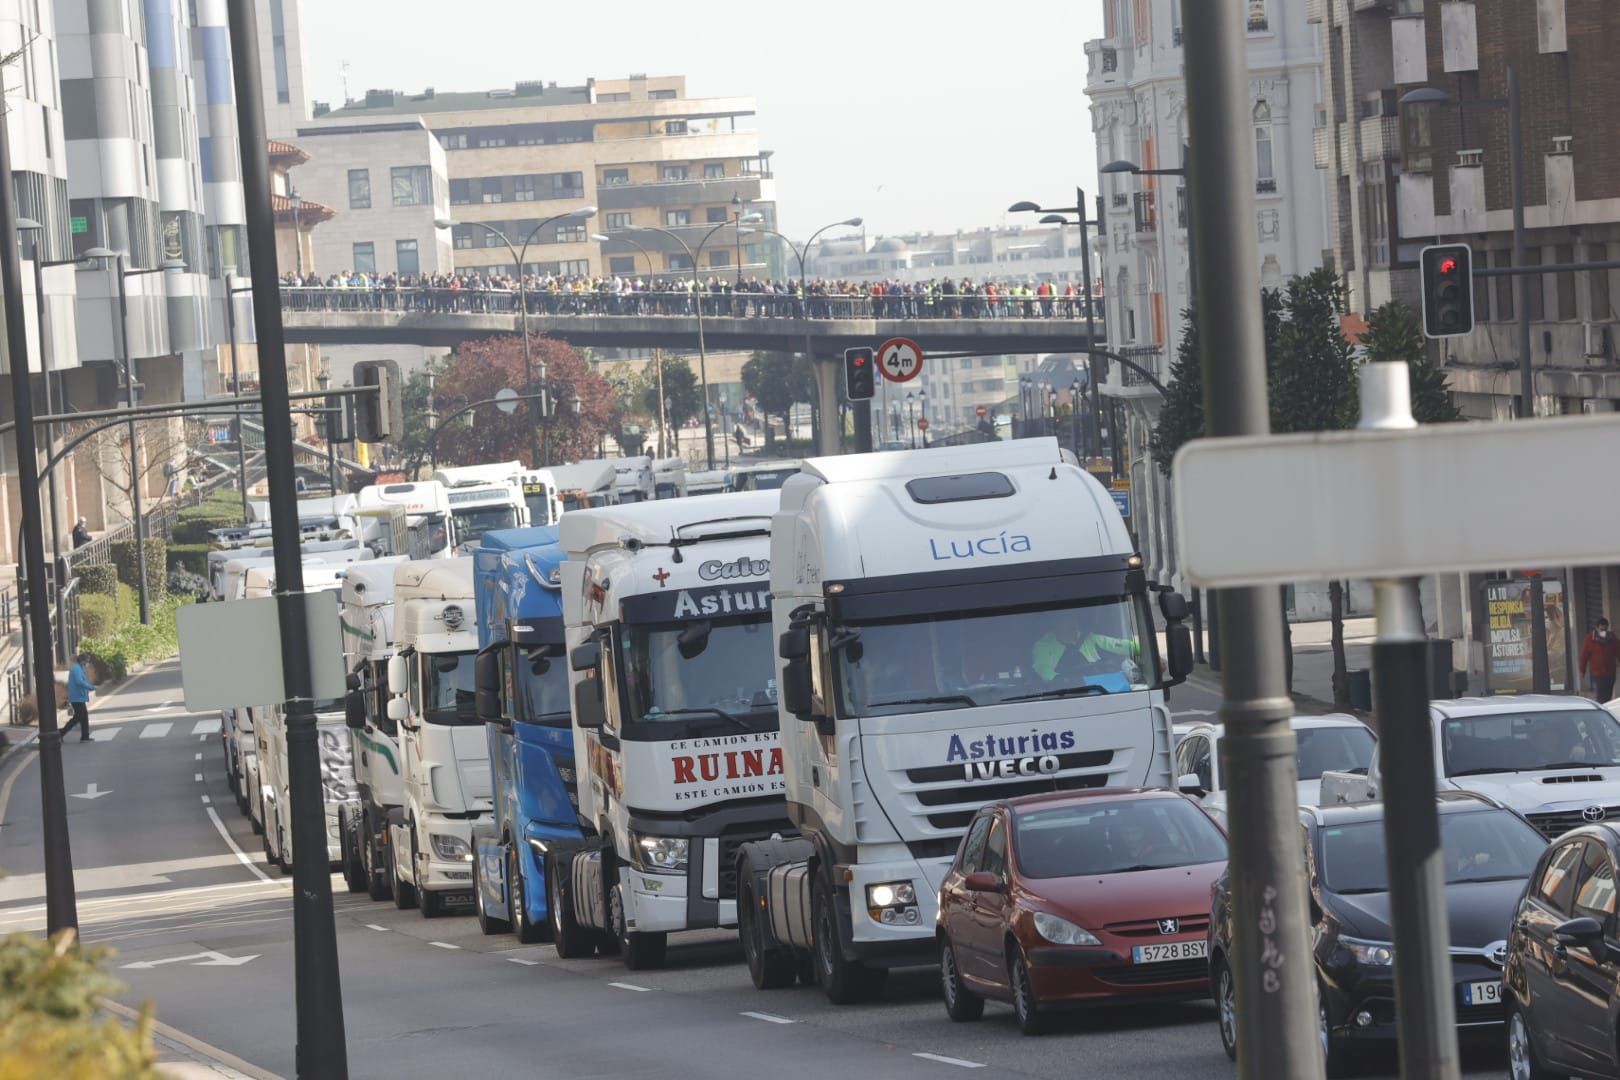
[[704, 162, 725, 179], [440, 132, 468, 150], [649, 89, 677, 100], [603, 168, 629, 186], [709, 250, 731, 268], [552, 172, 583, 198], [348, 169, 371, 209], [1254, 103, 1275, 192], [669, 252, 693, 272], [558, 259, 589, 276], [665, 120, 688, 135], [352, 242, 375, 274], [1589, 244, 1613, 321], [609, 255, 636, 275], [450, 179, 470, 205], [666, 209, 691, 227], [662, 165, 688, 182], [1494, 248, 1515, 321], [1403, 102, 1435, 173], [556, 223, 586, 244], [706, 206, 728, 224], [1247, 0, 1268, 31], [1523, 248, 1545, 321], [599, 91, 630, 102], [397, 238, 420, 276], [480, 178, 504, 204], [453, 226, 473, 250], [514, 176, 537, 202], [391, 166, 431, 207], [605, 212, 632, 230]]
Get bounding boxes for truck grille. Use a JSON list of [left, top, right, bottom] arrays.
[[1525, 807, 1620, 840], [903, 750, 1117, 831], [556, 760, 579, 811]]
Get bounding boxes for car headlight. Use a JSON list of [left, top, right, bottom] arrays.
[[635, 835, 689, 872], [430, 833, 472, 862], [1033, 911, 1102, 946], [1341, 937, 1394, 967], [866, 880, 921, 925]]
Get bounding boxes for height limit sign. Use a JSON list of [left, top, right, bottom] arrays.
[[877, 337, 924, 383]]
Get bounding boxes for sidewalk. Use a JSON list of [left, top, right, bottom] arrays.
[[1185, 615, 1377, 718], [102, 1000, 281, 1080]]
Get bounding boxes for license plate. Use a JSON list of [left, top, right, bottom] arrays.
[[1461, 980, 1502, 1006], [1132, 940, 1209, 964]]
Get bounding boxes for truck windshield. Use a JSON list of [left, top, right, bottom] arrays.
[[452, 505, 520, 545], [524, 494, 554, 527], [407, 514, 452, 558], [1440, 708, 1620, 776], [734, 469, 795, 491], [517, 644, 571, 726], [836, 595, 1155, 718], [423, 652, 479, 725], [620, 616, 777, 733]]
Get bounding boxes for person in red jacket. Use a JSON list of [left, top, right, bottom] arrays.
[[1579, 617, 1620, 702]]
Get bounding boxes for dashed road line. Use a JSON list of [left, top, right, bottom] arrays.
[[194, 752, 202, 760], [139, 723, 172, 739], [609, 981, 652, 992], [428, 941, 460, 950], [913, 1053, 985, 1069], [364, 924, 389, 932], [194, 773, 203, 782], [740, 1010, 795, 1024], [506, 957, 540, 966]]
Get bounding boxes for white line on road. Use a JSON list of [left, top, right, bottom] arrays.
[[364, 924, 389, 932], [145, 705, 174, 713], [194, 753, 202, 761], [191, 719, 217, 736], [139, 723, 172, 739], [194, 773, 203, 782], [506, 957, 540, 966], [203, 805, 270, 883], [197, 734, 208, 742], [609, 981, 653, 992], [92, 728, 118, 741], [428, 941, 460, 950], [913, 1053, 985, 1069], [740, 1011, 795, 1024], [200, 794, 211, 804]]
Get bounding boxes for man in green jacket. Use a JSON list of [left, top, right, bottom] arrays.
[[1032, 622, 1139, 683]]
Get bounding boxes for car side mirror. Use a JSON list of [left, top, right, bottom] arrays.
[[1555, 916, 1606, 949], [386, 696, 410, 726], [1178, 772, 1205, 797], [963, 871, 1003, 893], [781, 656, 813, 719], [475, 650, 502, 723], [571, 641, 601, 673], [386, 654, 408, 690]]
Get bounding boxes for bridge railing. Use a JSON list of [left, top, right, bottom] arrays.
[[278, 285, 1106, 324]]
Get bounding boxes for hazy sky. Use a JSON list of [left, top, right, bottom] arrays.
[[301, 1, 1106, 240]]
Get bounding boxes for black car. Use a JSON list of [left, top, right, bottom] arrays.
[[1208, 791, 1547, 1076], [1504, 822, 1620, 1079]]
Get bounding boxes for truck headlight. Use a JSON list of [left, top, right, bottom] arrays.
[[866, 880, 920, 925], [430, 833, 472, 862], [1033, 911, 1101, 946], [635, 835, 689, 872]]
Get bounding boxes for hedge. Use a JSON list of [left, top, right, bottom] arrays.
[[79, 595, 190, 682], [166, 543, 210, 577], [75, 564, 119, 598], [79, 594, 118, 640], [172, 515, 239, 546], [109, 539, 168, 600]]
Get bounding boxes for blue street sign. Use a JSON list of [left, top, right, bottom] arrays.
[[1110, 489, 1131, 519]]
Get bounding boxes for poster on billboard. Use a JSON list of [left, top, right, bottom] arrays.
[[1483, 578, 1569, 695]]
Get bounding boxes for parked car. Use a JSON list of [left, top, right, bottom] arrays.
[[1174, 714, 1374, 814], [1504, 821, 1620, 1079], [1210, 792, 1546, 1075], [937, 789, 1227, 1035]]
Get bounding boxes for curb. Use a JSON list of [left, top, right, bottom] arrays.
[[101, 999, 282, 1080]]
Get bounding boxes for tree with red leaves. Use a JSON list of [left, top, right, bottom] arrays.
[[431, 335, 618, 468]]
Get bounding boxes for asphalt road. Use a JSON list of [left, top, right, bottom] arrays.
[[0, 661, 1509, 1079]]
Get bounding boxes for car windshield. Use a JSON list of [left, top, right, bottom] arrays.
[[836, 596, 1155, 718], [423, 652, 479, 725], [620, 616, 777, 731], [1012, 798, 1227, 878], [452, 505, 520, 545], [1320, 809, 1548, 894], [1296, 725, 1377, 780], [517, 644, 570, 726], [1440, 709, 1620, 776]]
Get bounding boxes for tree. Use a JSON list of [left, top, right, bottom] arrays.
[[1361, 300, 1462, 423], [393, 358, 447, 479], [639, 355, 702, 432], [432, 334, 617, 468], [741, 352, 815, 452], [1151, 309, 1201, 475]]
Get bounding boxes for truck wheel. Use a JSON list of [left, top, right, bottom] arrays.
[[610, 884, 667, 970], [275, 822, 291, 875], [547, 852, 594, 959], [340, 812, 367, 894], [812, 875, 886, 1004], [364, 820, 392, 902], [510, 847, 551, 945], [739, 877, 795, 990], [390, 838, 418, 910], [474, 852, 510, 935]]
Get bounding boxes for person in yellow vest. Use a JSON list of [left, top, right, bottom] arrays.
[[1031, 619, 1139, 683]]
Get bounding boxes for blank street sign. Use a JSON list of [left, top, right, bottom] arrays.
[[1171, 412, 1620, 588], [177, 591, 348, 709]]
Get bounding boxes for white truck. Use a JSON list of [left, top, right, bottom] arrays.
[[381, 559, 491, 916], [357, 480, 456, 560], [550, 461, 618, 513], [653, 458, 687, 500], [612, 456, 656, 504], [555, 491, 791, 968], [734, 438, 1193, 1002], [433, 463, 528, 552], [519, 469, 561, 528], [337, 557, 409, 900], [728, 460, 801, 492]]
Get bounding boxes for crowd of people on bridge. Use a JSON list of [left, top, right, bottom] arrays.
[[278, 270, 1104, 321]]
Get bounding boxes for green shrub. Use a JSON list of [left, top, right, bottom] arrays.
[[172, 515, 240, 546], [166, 569, 209, 599], [165, 543, 210, 577], [0, 931, 163, 1078], [78, 594, 118, 640], [75, 563, 119, 598], [79, 595, 190, 684], [109, 539, 167, 600]]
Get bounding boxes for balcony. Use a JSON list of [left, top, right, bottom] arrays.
[[1085, 39, 1122, 90], [1314, 126, 1334, 170], [1359, 115, 1401, 162], [595, 174, 770, 212], [1133, 191, 1157, 235], [1306, 0, 1327, 22]]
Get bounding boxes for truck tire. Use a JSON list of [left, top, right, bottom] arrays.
[[390, 837, 417, 910], [474, 852, 510, 935], [509, 846, 551, 945], [547, 852, 594, 959], [812, 875, 886, 1005], [739, 877, 795, 990], [340, 811, 367, 894], [610, 884, 667, 971]]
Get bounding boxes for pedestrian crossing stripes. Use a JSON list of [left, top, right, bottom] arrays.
[[83, 720, 228, 743], [139, 723, 173, 739], [191, 719, 217, 736]]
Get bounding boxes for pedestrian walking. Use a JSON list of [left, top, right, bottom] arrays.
[[71, 517, 91, 548], [62, 652, 97, 741], [1580, 617, 1620, 702]]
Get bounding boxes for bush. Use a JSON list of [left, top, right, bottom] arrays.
[[78, 594, 118, 640], [109, 539, 167, 601], [79, 595, 191, 683], [171, 515, 239, 546], [166, 543, 210, 577], [0, 931, 163, 1078], [166, 569, 209, 599], [75, 564, 119, 599]]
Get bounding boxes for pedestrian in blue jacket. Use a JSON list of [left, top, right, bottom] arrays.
[[62, 653, 96, 742]]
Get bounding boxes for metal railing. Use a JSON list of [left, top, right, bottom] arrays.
[[4, 651, 25, 727]]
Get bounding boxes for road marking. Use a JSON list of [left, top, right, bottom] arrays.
[[428, 941, 459, 950], [194, 773, 203, 782], [0, 748, 40, 824], [194, 752, 202, 761], [139, 723, 172, 739], [200, 795, 211, 804], [121, 949, 258, 970], [145, 705, 173, 713], [1173, 708, 1216, 717], [913, 1053, 985, 1069], [92, 728, 118, 741], [191, 719, 217, 736], [364, 924, 389, 932], [204, 804, 271, 883], [507, 957, 540, 966], [70, 783, 112, 800], [740, 1010, 795, 1024], [609, 981, 652, 992]]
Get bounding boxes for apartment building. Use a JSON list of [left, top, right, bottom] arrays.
[[320, 74, 778, 281], [256, 0, 311, 141]]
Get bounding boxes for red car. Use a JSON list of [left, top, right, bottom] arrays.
[[937, 788, 1228, 1035]]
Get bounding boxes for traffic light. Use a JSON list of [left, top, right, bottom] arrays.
[[1420, 243, 1474, 339], [319, 393, 354, 442], [843, 346, 875, 401], [353, 359, 403, 443]]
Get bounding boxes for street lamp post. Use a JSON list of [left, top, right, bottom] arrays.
[[906, 392, 916, 449], [1070, 378, 1083, 460], [731, 193, 745, 287], [592, 232, 669, 457], [919, 389, 929, 447], [436, 206, 598, 466], [290, 189, 302, 278], [317, 369, 338, 494], [223, 270, 254, 523]]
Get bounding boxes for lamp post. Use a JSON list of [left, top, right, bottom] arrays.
[[1070, 377, 1084, 459], [290, 189, 302, 278], [730, 193, 745, 286], [906, 392, 916, 449], [889, 400, 901, 443], [223, 269, 255, 523], [720, 392, 731, 467], [1047, 386, 1058, 438], [919, 388, 929, 447], [437, 206, 598, 466], [592, 232, 669, 456], [626, 214, 761, 469]]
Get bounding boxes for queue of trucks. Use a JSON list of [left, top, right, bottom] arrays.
[[210, 439, 1194, 1005]]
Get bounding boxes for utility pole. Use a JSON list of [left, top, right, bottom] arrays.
[[227, 1, 348, 1076], [1182, 1, 1321, 1077]]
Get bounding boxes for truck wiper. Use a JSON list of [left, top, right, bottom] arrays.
[[650, 707, 753, 733], [1000, 684, 1110, 704], [868, 694, 978, 710]]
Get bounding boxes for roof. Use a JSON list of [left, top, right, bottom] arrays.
[[393, 557, 474, 599], [548, 461, 617, 493], [273, 192, 335, 225], [801, 437, 1063, 485], [268, 139, 309, 165], [325, 83, 594, 118], [479, 526, 560, 553], [1184, 714, 1372, 738], [1432, 696, 1608, 718], [560, 489, 778, 555]]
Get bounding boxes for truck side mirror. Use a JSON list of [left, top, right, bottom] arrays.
[[779, 626, 809, 661], [1159, 590, 1190, 623], [571, 641, 601, 673], [781, 657, 813, 718], [1165, 624, 1193, 685], [344, 689, 366, 731], [475, 649, 503, 724], [573, 671, 605, 730], [386, 696, 410, 725], [386, 654, 409, 691]]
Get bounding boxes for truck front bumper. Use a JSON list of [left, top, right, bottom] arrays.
[[417, 817, 477, 893], [844, 855, 944, 957]]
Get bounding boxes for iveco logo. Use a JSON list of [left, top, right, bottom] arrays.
[[1158, 918, 1180, 936], [1487, 940, 1508, 967], [1584, 805, 1608, 823]]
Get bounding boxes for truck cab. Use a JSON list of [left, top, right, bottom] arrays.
[[383, 559, 490, 916], [357, 480, 456, 560], [735, 438, 1193, 1003], [468, 527, 579, 941], [433, 463, 528, 552], [653, 458, 687, 500], [613, 456, 656, 504], [519, 470, 561, 528], [550, 461, 618, 513], [557, 491, 791, 968]]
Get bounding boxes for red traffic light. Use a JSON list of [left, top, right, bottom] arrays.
[[1439, 257, 1458, 275], [853, 355, 867, 367]]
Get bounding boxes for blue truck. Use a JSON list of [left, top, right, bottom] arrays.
[[470, 527, 583, 942]]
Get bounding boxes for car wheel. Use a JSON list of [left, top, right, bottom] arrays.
[[1320, 986, 1354, 1079], [547, 852, 594, 959], [1507, 1002, 1553, 1080], [940, 936, 985, 1022], [740, 877, 795, 990], [1215, 958, 1238, 1062], [1008, 946, 1044, 1035]]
